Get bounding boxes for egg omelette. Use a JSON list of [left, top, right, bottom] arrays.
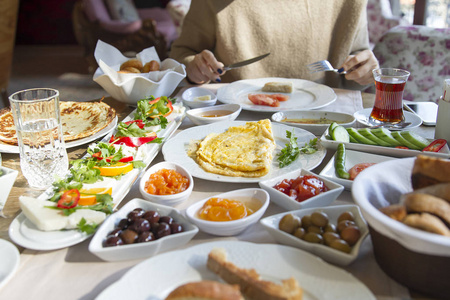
[[196, 119, 276, 177]]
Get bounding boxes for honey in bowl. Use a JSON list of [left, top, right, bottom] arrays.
[[200, 110, 232, 118], [198, 197, 261, 221]]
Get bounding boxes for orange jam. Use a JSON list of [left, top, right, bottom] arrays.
[[144, 168, 189, 195], [198, 198, 254, 222]]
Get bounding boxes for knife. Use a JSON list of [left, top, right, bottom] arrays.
[[223, 53, 270, 71]]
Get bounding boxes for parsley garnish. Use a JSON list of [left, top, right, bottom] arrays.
[[277, 130, 318, 168], [77, 218, 99, 235]]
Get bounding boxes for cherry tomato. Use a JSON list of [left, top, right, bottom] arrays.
[[422, 139, 447, 152], [57, 189, 80, 209]]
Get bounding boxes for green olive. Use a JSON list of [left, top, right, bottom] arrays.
[[302, 232, 324, 244], [311, 211, 329, 228], [323, 232, 341, 246], [307, 225, 323, 235], [301, 215, 312, 229], [279, 214, 301, 234], [323, 223, 337, 233], [337, 220, 356, 233], [337, 211, 355, 224], [293, 227, 306, 239], [340, 225, 361, 246], [329, 239, 351, 253]]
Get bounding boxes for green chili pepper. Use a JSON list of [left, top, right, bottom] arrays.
[[335, 143, 350, 179]]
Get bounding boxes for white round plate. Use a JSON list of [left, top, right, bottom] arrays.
[[0, 239, 20, 290], [0, 116, 118, 154], [8, 213, 91, 251], [354, 108, 422, 129], [97, 241, 375, 300], [217, 77, 337, 112], [162, 121, 326, 183]]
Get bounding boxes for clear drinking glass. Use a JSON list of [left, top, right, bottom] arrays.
[[369, 68, 410, 125], [9, 88, 69, 189]]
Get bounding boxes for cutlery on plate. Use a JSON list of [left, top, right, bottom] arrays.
[[307, 60, 347, 74], [223, 53, 270, 71]]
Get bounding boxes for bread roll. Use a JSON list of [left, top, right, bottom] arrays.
[[143, 60, 160, 72], [403, 213, 450, 237], [120, 58, 143, 72], [411, 155, 450, 189], [379, 204, 407, 221], [402, 193, 450, 225], [165, 281, 244, 300]]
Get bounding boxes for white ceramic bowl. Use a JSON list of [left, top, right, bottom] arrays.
[[186, 104, 242, 126], [258, 169, 344, 211], [139, 162, 193, 207], [182, 87, 217, 108], [93, 59, 186, 104], [185, 188, 270, 236], [260, 205, 369, 266], [0, 166, 19, 211], [271, 110, 356, 136], [89, 198, 199, 261]]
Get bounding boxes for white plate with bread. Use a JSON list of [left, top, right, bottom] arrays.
[[97, 241, 375, 300], [217, 77, 337, 112]]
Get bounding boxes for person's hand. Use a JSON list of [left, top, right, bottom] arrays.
[[186, 50, 225, 84], [340, 50, 379, 86]]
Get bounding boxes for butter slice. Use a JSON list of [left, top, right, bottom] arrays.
[[19, 196, 106, 231], [194, 95, 211, 101]]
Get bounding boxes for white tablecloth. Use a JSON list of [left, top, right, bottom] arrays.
[[0, 87, 411, 300]]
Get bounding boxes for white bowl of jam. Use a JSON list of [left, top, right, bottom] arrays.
[[186, 104, 242, 126], [185, 188, 269, 236]]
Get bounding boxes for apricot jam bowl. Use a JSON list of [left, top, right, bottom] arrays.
[[185, 188, 269, 236], [139, 161, 194, 207]]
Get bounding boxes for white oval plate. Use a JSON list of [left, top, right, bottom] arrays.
[[272, 110, 355, 136], [0, 117, 117, 154], [0, 239, 20, 290], [162, 121, 326, 183], [217, 77, 337, 112], [97, 241, 375, 300], [319, 150, 397, 190], [354, 108, 422, 129]]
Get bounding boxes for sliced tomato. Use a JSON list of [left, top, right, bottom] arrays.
[[248, 94, 280, 107], [270, 93, 290, 102], [422, 139, 447, 152], [57, 189, 80, 209], [349, 163, 376, 180], [395, 146, 409, 149]]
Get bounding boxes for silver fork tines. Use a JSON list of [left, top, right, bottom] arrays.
[[307, 60, 346, 74]]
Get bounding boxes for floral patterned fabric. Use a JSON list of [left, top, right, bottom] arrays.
[[372, 25, 450, 102]]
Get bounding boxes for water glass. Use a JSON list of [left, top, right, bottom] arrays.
[[9, 88, 69, 189], [369, 68, 410, 125]]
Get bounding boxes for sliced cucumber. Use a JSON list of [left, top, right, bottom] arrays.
[[346, 128, 377, 145], [349, 135, 358, 143], [400, 131, 431, 149], [330, 125, 350, 143], [391, 131, 421, 150], [328, 122, 339, 133], [357, 128, 391, 147], [371, 128, 402, 146]]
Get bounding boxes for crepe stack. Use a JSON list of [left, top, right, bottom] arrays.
[[0, 101, 116, 145], [196, 119, 276, 178]]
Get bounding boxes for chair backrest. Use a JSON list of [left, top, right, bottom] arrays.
[[373, 25, 450, 102]]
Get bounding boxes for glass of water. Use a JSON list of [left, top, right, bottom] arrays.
[[9, 88, 69, 189]]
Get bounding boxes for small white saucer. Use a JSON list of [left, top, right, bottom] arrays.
[[354, 108, 422, 129], [0, 239, 20, 289]]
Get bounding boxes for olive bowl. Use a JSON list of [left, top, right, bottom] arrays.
[[258, 169, 344, 211], [185, 188, 270, 236], [89, 198, 199, 262], [260, 205, 369, 266]]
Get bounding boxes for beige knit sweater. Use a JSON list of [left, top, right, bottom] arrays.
[[170, 0, 370, 89]]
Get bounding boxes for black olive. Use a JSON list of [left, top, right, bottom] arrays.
[[127, 210, 144, 223], [107, 228, 122, 237], [104, 236, 124, 247], [159, 216, 174, 225], [142, 210, 160, 223], [117, 218, 129, 229], [137, 231, 155, 243], [170, 223, 184, 234], [128, 218, 151, 234], [119, 229, 138, 244], [156, 222, 171, 239]]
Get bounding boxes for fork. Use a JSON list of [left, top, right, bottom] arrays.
[[307, 60, 346, 74]]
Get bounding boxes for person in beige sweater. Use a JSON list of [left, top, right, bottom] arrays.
[[170, 0, 378, 89]]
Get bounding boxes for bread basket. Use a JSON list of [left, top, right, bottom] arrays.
[[352, 157, 450, 298]]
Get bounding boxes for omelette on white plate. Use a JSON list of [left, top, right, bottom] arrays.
[[196, 119, 276, 177]]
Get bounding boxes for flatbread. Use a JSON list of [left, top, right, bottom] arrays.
[[196, 120, 276, 178], [0, 101, 116, 145]]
